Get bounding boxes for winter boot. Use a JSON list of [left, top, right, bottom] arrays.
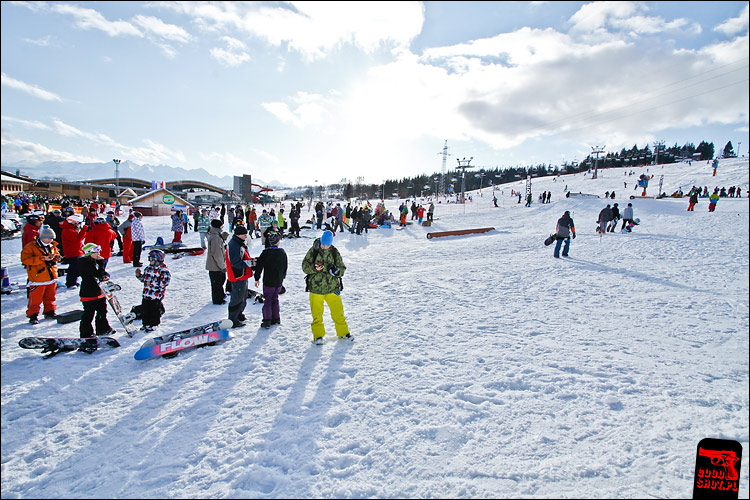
[[43, 310, 58, 319], [29, 314, 39, 325]]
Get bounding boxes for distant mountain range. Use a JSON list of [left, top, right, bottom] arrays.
[[2, 160, 289, 189]]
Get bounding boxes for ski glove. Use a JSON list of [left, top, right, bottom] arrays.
[[328, 265, 340, 277]]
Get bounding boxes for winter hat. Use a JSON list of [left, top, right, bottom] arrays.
[[320, 230, 334, 246], [39, 225, 56, 239], [82, 243, 101, 257], [267, 232, 281, 247], [234, 224, 248, 235], [211, 219, 223, 229]]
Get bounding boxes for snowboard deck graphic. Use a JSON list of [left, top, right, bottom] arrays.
[[100, 281, 138, 337], [135, 319, 233, 360], [134, 328, 231, 360]]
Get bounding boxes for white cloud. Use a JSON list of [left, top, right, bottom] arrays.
[[209, 36, 250, 66], [262, 91, 335, 129], [22, 35, 56, 47], [714, 4, 750, 36], [1, 115, 51, 130], [0, 130, 100, 163], [568, 1, 700, 38], [164, 1, 424, 61], [132, 14, 192, 43], [1, 73, 63, 102], [52, 3, 143, 37]]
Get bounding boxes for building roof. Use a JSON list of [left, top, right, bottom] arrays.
[[127, 188, 194, 208]]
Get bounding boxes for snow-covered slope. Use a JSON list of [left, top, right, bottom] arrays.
[[1, 158, 748, 498]]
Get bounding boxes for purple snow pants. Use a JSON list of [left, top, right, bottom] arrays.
[[262, 285, 282, 321]]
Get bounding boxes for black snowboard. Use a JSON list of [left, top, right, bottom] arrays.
[[19, 336, 121, 358]]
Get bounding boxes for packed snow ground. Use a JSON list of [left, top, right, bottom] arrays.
[[1, 158, 748, 499]]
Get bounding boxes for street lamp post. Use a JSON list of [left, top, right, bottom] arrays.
[[113, 159, 121, 199]]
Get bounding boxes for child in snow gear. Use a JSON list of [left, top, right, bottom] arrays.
[[225, 224, 255, 328], [302, 230, 352, 343], [78, 243, 115, 339], [21, 225, 62, 324], [620, 203, 639, 232], [135, 249, 171, 332], [254, 231, 288, 328], [708, 188, 719, 212], [553, 211, 576, 258]]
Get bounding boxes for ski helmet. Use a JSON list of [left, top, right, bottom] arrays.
[[148, 249, 165, 263], [82, 243, 101, 257], [94, 216, 107, 225], [66, 214, 84, 225]]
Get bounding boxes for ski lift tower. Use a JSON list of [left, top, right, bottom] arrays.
[[437, 140, 451, 198], [591, 146, 605, 179], [456, 156, 473, 205]]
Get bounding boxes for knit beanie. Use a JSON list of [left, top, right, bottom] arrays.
[[211, 219, 223, 229], [39, 225, 56, 239], [321, 230, 334, 246]]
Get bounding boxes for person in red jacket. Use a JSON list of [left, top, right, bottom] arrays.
[[61, 214, 87, 288], [21, 212, 44, 248], [84, 216, 117, 272], [121, 213, 134, 264]]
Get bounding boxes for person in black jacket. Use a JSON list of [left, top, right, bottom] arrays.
[[79, 243, 115, 342], [253, 232, 288, 328], [554, 211, 576, 258], [607, 203, 620, 232]]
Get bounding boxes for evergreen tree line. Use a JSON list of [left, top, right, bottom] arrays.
[[290, 140, 737, 201]]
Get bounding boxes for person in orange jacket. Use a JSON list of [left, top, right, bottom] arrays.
[[21, 225, 62, 324]]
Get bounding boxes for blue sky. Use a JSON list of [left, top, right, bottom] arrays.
[[1, 1, 748, 186]]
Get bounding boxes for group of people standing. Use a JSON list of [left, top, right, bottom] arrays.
[[202, 202, 352, 343]]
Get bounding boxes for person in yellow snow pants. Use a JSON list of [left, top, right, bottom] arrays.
[[309, 292, 349, 340], [302, 230, 353, 344]]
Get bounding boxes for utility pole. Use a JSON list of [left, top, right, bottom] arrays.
[[591, 146, 605, 179], [113, 159, 121, 198], [437, 140, 451, 199]]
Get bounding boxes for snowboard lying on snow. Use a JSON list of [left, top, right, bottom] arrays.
[[134, 319, 232, 360]]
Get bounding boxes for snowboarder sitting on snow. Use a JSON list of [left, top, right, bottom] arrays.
[[553, 211, 576, 258], [21, 224, 62, 324], [302, 230, 352, 344], [254, 231, 288, 328], [79, 243, 115, 343], [135, 249, 171, 332]]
